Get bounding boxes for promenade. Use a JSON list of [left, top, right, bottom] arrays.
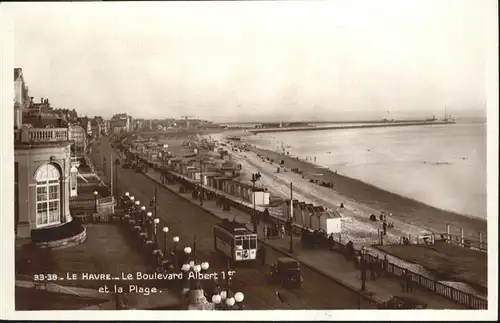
[[101, 139, 380, 309], [137, 162, 464, 309]]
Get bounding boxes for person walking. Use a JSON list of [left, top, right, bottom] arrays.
[[263, 225, 268, 241]]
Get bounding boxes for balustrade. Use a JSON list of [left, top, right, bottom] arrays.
[[21, 128, 69, 143]]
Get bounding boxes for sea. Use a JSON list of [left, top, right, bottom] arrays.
[[243, 122, 487, 220]]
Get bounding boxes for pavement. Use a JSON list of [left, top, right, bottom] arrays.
[[109, 137, 465, 309], [139, 166, 465, 309], [99, 139, 380, 309]]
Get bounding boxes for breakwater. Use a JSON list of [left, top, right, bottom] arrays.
[[249, 121, 456, 134]]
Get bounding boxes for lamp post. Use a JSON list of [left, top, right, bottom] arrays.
[[250, 173, 258, 233], [211, 261, 243, 310], [162, 226, 169, 255], [172, 236, 179, 268], [194, 148, 203, 206], [146, 212, 152, 240], [182, 246, 192, 294], [181, 247, 215, 310], [134, 200, 140, 222], [114, 158, 120, 202], [153, 218, 160, 244], [234, 292, 245, 310], [140, 206, 146, 227], [93, 191, 99, 214]]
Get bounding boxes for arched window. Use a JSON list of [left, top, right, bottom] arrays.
[[35, 163, 61, 227]]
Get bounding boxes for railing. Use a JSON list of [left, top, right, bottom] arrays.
[[22, 128, 69, 143], [436, 233, 487, 253], [97, 196, 114, 205], [69, 196, 115, 209], [361, 251, 488, 309], [133, 150, 489, 309]]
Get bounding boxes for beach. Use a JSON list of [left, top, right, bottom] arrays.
[[202, 129, 487, 246]]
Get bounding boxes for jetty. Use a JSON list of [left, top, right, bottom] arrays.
[[249, 120, 456, 134]]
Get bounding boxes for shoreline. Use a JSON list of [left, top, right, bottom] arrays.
[[237, 143, 487, 241]]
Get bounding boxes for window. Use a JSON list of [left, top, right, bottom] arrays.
[[243, 237, 250, 250], [35, 163, 61, 228], [250, 237, 257, 249]]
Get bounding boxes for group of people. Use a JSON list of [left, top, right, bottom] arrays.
[[263, 223, 287, 240], [368, 213, 395, 236], [307, 178, 335, 189], [301, 228, 331, 248]]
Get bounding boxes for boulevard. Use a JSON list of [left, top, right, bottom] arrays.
[[91, 135, 373, 309]]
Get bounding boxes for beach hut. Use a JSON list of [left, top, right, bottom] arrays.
[[303, 203, 316, 228], [251, 187, 270, 206], [309, 207, 342, 234], [280, 199, 300, 222], [201, 172, 220, 186], [295, 202, 308, 226], [310, 206, 324, 231]]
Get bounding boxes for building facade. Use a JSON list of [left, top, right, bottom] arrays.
[[68, 124, 87, 158], [15, 127, 74, 238], [14, 68, 30, 130]]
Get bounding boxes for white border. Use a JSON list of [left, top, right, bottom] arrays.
[[1, 1, 498, 321]]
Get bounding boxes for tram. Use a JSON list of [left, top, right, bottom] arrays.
[[213, 219, 258, 263]]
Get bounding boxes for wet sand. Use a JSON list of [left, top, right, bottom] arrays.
[[249, 146, 487, 241]]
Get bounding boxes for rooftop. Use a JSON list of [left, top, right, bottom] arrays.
[[215, 219, 253, 235]]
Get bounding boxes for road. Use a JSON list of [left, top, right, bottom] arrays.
[[91, 136, 373, 309]]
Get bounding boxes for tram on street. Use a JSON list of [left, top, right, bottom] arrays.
[[213, 219, 258, 263]]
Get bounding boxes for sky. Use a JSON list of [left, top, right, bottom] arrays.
[[7, 0, 497, 122]]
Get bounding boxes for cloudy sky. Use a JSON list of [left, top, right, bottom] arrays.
[[7, 0, 497, 122]]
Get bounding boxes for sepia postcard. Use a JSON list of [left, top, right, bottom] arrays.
[[0, 0, 498, 321]]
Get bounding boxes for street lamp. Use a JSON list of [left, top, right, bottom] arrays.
[[134, 201, 140, 222], [162, 226, 169, 255], [93, 191, 99, 213], [146, 212, 152, 240], [153, 218, 160, 244], [250, 173, 258, 233], [234, 292, 245, 309], [211, 261, 243, 310], [140, 206, 146, 226], [172, 236, 179, 268], [194, 148, 203, 206]]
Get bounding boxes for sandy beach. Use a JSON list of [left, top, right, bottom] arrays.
[[198, 130, 487, 247], [244, 146, 486, 243]]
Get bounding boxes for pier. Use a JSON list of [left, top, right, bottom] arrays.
[[249, 121, 456, 134]]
